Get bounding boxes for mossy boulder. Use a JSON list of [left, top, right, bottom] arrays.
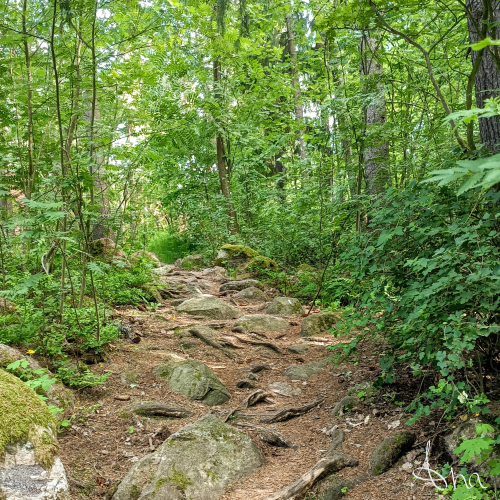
[[214, 244, 259, 268], [176, 296, 241, 320], [153, 360, 231, 406], [267, 296, 303, 315], [130, 250, 162, 267], [180, 254, 205, 270], [112, 414, 263, 500], [300, 311, 342, 337], [0, 345, 73, 418], [369, 431, 416, 475], [296, 264, 317, 274], [233, 314, 288, 332], [243, 255, 279, 274]]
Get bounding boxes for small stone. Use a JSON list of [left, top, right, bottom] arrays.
[[287, 344, 309, 354], [248, 373, 259, 381], [236, 379, 255, 389], [114, 394, 131, 401], [101, 450, 109, 455]]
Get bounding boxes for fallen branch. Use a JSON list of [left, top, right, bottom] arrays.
[[234, 422, 299, 449], [220, 336, 245, 349], [261, 452, 358, 500], [233, 334, 282, 354], [260, 400, 322, 424]]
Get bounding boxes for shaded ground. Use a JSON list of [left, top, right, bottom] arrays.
[[57, 267, 444, 500]]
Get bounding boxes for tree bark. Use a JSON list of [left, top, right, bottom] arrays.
[[466, 0, 500, 151], [359, 31, 389, 195], [286, 14, 305, 160]]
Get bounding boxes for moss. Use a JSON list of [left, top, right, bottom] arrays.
[[204, 467, 217, 482], [245, 255, 279, 271], [0, 369, 58, 468], [220, 244, 258, 259], [128, 484, 141, 500], [156, 467, 193, 492]]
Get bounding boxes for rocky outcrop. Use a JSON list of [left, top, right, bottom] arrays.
[[233, 314, 288, 332], [153, 359, 231, 405], [112, 414, 264, 500], [0, 369, 69, 500], [176, 295, 241, 320], [267, 297, 303, 315], [300, 311, 342, 337]]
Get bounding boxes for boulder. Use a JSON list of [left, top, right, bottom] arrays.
[[300, 311, 342, 337], [180, 254, 205, 270], [176, 296, 241, 320], [267, 297, 303, 315], [287, 344, 309, 354], [153, 360, 231, 406], [368, 431, 416, 475], [111, 414, 264, 500], [219, 279, 263, 292], [130, 250, 162, 266], [0, 298, 16, 315], [89, 237, 128, 263], [0, 345, 73, 417], [233, 287, 268, 303], [233, 314, 288, 332], [214, 244, 259, 268], [284, 359, 329, 380], [0, 369, 69, 500], [243, 255, 279, 272]]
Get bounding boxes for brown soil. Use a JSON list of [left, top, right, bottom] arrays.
[[58, 268, 443, 500]]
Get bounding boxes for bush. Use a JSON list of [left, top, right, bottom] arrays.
[[147, 230, 196, 263]]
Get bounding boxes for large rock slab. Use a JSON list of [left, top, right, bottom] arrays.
[[219, 279, 263, 292], [112, 414, 264, 500], [233, 287, 268, 303], [267, 297, 303, 315], [176, 295, 241, 320], [0, 369, 69, 500], [300, 311, 342, 337], [369, 431, 415, 475], [153, 360, 231, 406], [284, 359, 329, 380], [233, 314, 288, 332]]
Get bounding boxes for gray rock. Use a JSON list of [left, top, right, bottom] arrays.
[[111, 414, 264, 500], [300, 311, 342, 337], [369, 431, 416, 475], [248, 373, 259, 381], [287, 344, 309, 354], [174, 324, 215, 339], [331, 396, 359, 416], [269, 382, 301, 397], [178, 338, 201, 348], [176, 295, 241, 320], [233, 287, 268, 303], [219, 280, 263, 292], [181, 254, 205, 270], [153, 360, 231, 406], [236, 379, 255, 389], [233, 314, 288, 332], [267, 297, 303, 315], [284, 359, 329, 380], [120, 372, 139, 386]]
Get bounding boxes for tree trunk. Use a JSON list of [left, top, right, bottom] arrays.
[[214, 58, 239, 234], [466, 0, 500, 152], [359, 31, 389, 195], [286, 14, 305, 160]]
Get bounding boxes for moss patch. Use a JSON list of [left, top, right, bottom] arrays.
[[245, 255, 279, 271], [0, 369, 58, 468]]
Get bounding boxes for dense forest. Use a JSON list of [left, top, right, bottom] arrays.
[[1, 0, 500, 499]]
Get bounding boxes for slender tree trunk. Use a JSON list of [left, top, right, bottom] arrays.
[[466, 0, 500, 151], [286, 14, 305, 160], [22, 0, 34, 200], [213, 58, 239, 233], [359, 31, 389, 195]]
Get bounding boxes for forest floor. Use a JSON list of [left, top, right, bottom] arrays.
[[58, 266, 443, 500]]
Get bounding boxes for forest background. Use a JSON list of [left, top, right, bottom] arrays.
[[1, 0, 500, 488]]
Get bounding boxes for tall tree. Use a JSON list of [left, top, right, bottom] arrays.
[[359, 30, 389, 195], [466, 0, 500, 151]]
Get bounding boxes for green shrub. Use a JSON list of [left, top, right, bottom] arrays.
[[147, 230, 195, 264]]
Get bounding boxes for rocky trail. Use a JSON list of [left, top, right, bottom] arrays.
[[2, 263, 448, 500]]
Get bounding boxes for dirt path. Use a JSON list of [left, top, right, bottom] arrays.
[[58, 267, 437, 500]]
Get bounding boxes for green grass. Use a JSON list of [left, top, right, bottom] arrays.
[[147, 231, 196, 264]]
